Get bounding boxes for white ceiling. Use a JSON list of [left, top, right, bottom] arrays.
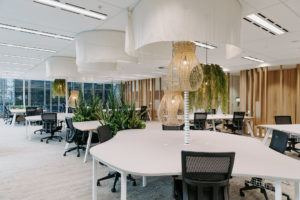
[[1, 0, 300, 81]]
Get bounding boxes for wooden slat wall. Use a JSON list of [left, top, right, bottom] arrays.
[[240, 65, 300, 137], [122, 78, 163, 121]]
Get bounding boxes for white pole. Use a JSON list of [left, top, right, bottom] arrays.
[[65, 80, 68, 113], [184, 91, 190, 145]]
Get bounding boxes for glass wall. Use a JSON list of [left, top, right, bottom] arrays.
[[0, 78, 119, 115]]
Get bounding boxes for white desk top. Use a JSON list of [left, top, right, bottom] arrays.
[[90, 124, 300, 182], [73, 120, 102, 132], [189, 114, 253, 120], [10, 108, 26, 113], [259, 124, 300, 135], [25, 113, 74, 122]]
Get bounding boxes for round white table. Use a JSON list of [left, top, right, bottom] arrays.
[[90, 123, 300, 200]]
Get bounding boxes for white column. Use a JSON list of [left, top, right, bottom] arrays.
[[23, 80, 26, 108], [184, 91, 190, 145], [65, 81, 68, 113]]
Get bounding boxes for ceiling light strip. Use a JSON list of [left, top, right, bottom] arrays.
[[246, 14, 285, 35], [0, 54, 41, 60], [193, 41, 217, 49], [0, 23, 74, 41], [34, 0, 107, 20], [0, 61, 34, 66], [242, 56, 264, 63], [0, 43, 56, 53]]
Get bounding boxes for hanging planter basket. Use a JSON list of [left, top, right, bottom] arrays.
[[52, 79, 66, 97]]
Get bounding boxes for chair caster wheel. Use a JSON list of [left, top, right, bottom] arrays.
[[77, 154, 80, 157], [97, 182, 101, 186], [133, 181, 137, 186], [63, 153, 66, 156], [59, 140, 61, 142], [111, 188, 116, 193], [41, 139, 43, 142], [46, 141, 49, 144], [240, 191, 245, 197]]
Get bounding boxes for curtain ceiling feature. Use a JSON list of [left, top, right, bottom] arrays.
[[46, 56, 79, 80], [126, 0, 242, 59]]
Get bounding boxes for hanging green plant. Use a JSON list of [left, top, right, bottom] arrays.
[[189, 64, 228, 112], [52, 79, 66, 97]]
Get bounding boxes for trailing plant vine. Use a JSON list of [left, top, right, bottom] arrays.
[[52, 79, 66, 97], [189, 64, 228, 112]]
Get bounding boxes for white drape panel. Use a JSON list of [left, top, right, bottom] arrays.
[[76, 30, 135, 65], [127, 0, 241, 59], [46, 56, 78, 79]]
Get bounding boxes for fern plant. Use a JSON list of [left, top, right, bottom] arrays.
[[190, 64, 228, 112]]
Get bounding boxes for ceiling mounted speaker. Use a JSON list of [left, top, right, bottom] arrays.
[[76, 30, 136, 74], [126, 0, 241, 59]]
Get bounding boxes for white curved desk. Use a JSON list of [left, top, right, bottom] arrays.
[[90, 126, 300, 200]]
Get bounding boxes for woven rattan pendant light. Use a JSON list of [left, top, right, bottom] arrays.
[[165, 41, 203, 92], [158, 91, 184, 126]]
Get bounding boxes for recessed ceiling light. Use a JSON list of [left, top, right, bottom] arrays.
[[0, 42, 56, 53], [193, 41, 217, 50], [242, 56, 264, 63], [1, 54, 41, 60], [0, 61, 34, 66], [34, 0, 107, 20], [0, 23, 74, 41], [246, 14, 285, 35]]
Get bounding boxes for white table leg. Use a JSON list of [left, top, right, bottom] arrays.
[[274, 180, 282, 200], [11, 113, 16, 126], [121, 171, 127, 200], [26, 119, 28, 139], [92, 157, 97, 200], [64, 143, 70, 150], [262, 128, 272, 144], [295, 181, 299, 200], [212, 120, 216, 131], [84, 130, 93, 163], [246, 120, 254, 137], [142, 176, 147, 187]]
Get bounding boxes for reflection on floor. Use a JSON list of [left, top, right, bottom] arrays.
[[0, 120, 299, 200]]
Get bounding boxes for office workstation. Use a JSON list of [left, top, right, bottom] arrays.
[[1, 0, 300, 200]]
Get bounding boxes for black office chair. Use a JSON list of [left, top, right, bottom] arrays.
[[40, 113, 63, 143], [96, 125, 137, 192], [225, 112, 245, 134], [274, 115, 300, 156], [4, 106, 13, 124], [240, 130, 291, 200], [26, 107, 37, 117], [191, 112, 207, 130], [174, 151, 235, 200], [63, 118, 87, 157], [162, 124, 184, 130], [140, 106, 147, 121]]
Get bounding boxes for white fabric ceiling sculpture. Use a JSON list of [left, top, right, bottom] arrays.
[[126, 0, 242, 59], [76, 30, 136, 73], [46, 56, 79, 80]]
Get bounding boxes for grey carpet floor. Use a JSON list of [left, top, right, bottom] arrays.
[[0, 121, 299, 200]]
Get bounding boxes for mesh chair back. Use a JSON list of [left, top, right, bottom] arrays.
[[65, 117, 74, 130], [26, 107, 37, 116], [41, 113, 57, 133], [35, 108, 43, 115], [232, 112, 245, 130], [182, 151, 235, 182], [274, 116, 292, 124], [269, 130, 289, 154], [194, 112, 207, 130], [162, 124, 184, 130], [97, 125, 113, 143], [140, 106, 147, 121]]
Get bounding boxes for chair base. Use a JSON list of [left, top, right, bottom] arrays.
[[240, 178, 290, 200], [97, 172, 137, 193], [41, 134, 63, 144], [63, 146, 86, 157], [286, 139, 300, 157]]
